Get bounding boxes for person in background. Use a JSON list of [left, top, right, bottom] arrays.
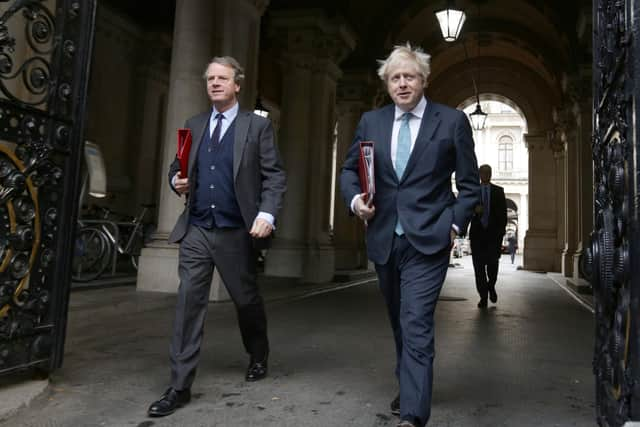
[[469, 164, 507, 308]]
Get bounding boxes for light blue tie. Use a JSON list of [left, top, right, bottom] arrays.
[[395, 112, 412, 235], [395, 113, 412, 179]]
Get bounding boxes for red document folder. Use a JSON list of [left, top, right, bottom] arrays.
[[177, 128, 192, 178], [358, 141, 375, 205]]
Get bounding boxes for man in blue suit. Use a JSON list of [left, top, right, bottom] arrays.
[[340, 44, 480, 427]]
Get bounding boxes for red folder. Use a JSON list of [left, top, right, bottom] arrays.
[[177, 128, 192, 178], [358, 141, 375, 205]]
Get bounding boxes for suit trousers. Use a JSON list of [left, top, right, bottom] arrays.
[[471, 240, 501, 300], [375, 235, 450, 427], [169, 224, 268, 390]]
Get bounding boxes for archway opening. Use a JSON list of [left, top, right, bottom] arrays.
[[460, 97, 529, 255]]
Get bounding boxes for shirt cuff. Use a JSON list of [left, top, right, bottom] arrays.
[[451, 224, 460, 234], [171, 174, 177, 192], [256, 212, 275, 229], [350, 194, 362, 213]]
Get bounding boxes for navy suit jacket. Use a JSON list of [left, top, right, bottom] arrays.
[[340, 100, 480, 265]]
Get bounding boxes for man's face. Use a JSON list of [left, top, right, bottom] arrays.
[[479, 169, 491, 183], [206, 63, 240, 109], [386, 62, 424, 111]]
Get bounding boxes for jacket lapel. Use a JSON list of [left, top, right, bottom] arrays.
[[233, 110, 250, 180], [400, 101, 441, 182], [378, 105, 396, 179], [188, 113, 209, 177]]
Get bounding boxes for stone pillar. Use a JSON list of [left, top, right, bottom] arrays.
[[214, 0, 270, 108], [332, 72, 375, 270], [549, 104, 579, 277], [137, 0, 268, 299], [570, 71, 594, 282], [130, 34, 171, 213], [523, 133, 560, 272], [554, 142, 568, 274], [573, 100, 593, 281], [264, 10, 356, 283]]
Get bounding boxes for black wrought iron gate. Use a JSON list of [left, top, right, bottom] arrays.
[[0, 0, 95, 375], [591, 0, 640, 425]]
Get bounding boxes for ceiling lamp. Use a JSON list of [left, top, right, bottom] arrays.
[[435, 1, 466, 42]]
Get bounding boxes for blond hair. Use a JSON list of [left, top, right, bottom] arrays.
[[377, 43, 431, 88]]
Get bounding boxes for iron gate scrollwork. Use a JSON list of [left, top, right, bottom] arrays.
[[591, 0, 640, 425], [0, 0, 95, 375]]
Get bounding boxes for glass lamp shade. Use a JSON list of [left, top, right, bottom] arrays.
[[435, 8, 466, 42], [469, 102, 488, 130]]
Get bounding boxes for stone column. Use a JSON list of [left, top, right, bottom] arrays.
[[573, 100, 593, 281], [130, 34, 171, 212], [137, 0, 268, 299], [214, 0, 270, 108], [332, 71, 375, 270], [570, 71, 594, 282], [549, 104, 579, 277], [523, 133, 561, 272], [554, 142, 568, 273], [264, 10, 356, 282]]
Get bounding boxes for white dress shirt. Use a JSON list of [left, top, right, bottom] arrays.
[[390, 96, 426, 169]]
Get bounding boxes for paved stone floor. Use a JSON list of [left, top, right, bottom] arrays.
[[2, 255, 596, 426]]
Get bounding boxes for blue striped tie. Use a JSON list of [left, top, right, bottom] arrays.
[[395, 112, 412, 235]]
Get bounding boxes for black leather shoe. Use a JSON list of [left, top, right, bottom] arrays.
[[489, 288, 498, 303], [477, 299, 488, 308], [390, 393, 400, 416], [245, 357, 268, 381], [147, 387, 191, 417]]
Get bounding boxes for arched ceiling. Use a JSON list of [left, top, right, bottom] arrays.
[[103, 0, 591, 129], [265, 0, 590, 128]]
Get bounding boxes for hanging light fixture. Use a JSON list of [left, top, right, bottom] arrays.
[[469, 100, 488, 131], [435, 0, 466, 42], [254, 96, 269, 118]]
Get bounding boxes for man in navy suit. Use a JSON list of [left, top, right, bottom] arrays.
[[469, 164, 507, 308], [340, 44, 480, 427]]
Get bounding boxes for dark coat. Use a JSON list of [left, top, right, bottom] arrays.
[[340, 100, 480, 264], [469, 183, 507, 255], [168, 109, 286, 249]]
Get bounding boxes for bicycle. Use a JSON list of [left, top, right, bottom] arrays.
[[72, 204, 154, 282]]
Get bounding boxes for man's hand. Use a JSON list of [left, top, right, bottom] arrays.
[[250, 218, 273, 238], [354, 193, 375, 221], [174, 171, 189, 195], [450, 229, 457, 248]]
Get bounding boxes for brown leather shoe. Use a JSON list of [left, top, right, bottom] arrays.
[[147, 387, 191, 417]]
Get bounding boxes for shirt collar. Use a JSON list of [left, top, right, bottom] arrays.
[[394, 96, 427, 121], [212, 102, 239, 121]]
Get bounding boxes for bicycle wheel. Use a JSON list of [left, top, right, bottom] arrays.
[[72, 227, 110, 282]]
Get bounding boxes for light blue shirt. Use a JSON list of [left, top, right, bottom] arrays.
[[210, 103, 239, 140]]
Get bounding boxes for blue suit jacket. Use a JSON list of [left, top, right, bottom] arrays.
[[340, 100, 480, 264]]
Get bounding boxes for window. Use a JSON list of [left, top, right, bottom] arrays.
[[498, 136, 513, 171]]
